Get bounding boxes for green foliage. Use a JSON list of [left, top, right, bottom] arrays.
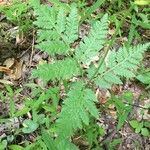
[[88, 44, 150, 89], [108, 91, 133, 129], [32, 58, 81, 81], [134, 0, 150, 5], [76, 14, 108, 64], [0, 0, 32, 32], [1, 0, 150, 149], [32, 3, 79, 55], [56, 82, 99, 137], [129, 120, 150, 136], [0, 140, 7, 150], [22, 119, 39, 134], [106, 138, 122, 150], [80, 0, 106, 22], [136, 68, 150, 89], [132, 10, 150, 29], [83, 122, 105, 148], [31, 0, 150, 147], [41, 130, 79, 150], [9, 145, 24, 150], [0, 85, 22, 117]]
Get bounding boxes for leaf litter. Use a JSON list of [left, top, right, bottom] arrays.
[[0, 0, 150, 149]]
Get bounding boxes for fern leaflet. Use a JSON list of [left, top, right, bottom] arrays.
[[75, 14, 108, 65], [64, 6, 79, 44], [32, 2, 79, 55], [56, 82, 99, 137], [88, 43, 150, 88], [32, 58, 80, 81]]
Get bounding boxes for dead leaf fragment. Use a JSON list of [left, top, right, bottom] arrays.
[[0, 66, 13, 74], [0, 0, 11, 5], [1, 59, 23, 80], [3, 58, 15, 68], [0, 79, 13, 85], [9, 60, 23, 80], [96, 88, 111, 104]]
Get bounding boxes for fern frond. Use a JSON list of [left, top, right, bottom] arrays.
[[64, 6, 79, 44], [75, 14, 108, 65], [35, 41, 69, 55], [32, 58, 80, 81], [56, 82, 99, 137], [56, 138, 79, 150], [56, 9, 66, 34], [32, 2, 79, 55], [88, 43, 150, 89], [33, 5, 56, 29]]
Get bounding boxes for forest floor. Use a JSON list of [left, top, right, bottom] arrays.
[[0, 0, 150, 150]]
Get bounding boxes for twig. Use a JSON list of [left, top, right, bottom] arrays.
[[29, 30, 35, 67], [123, 101, 148, 110], [17, 45, 32, 59]]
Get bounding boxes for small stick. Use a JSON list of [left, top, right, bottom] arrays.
[[29, 30, 35, 67]]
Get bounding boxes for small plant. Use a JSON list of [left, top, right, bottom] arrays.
[[0, 0, 150, 149], [129, 120, 150, 137], [0, 0, 32, 32], [108, 91, 133, 130], [105, 138, 122, 150], [136, 68, 150, 89], [29, 0, 150, 148]]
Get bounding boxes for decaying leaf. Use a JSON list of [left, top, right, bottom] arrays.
[[0, 0, 11, 5], [9, 60, 23, 80], [1, 58, 23, 80], [3, 58, 15, 68], [0, 66, 13, 74]]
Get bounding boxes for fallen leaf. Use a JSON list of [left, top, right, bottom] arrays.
[[96, 88, 111, 104], [3, 58, 15, 68], [9, 60, 23, 80], [0, 66, 13, 74], [0, 79, 13, 85], [16, 31, 24, 44], [0, 0, 11, 5]]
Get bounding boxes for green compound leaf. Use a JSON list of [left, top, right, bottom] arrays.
[[56, 81, 99, 137], [88, 43, 150, 89], [76, 14, 108, 65], [32, 58, 81, 81], [136, 70, 150, 85], [33, 3, 79, 55]]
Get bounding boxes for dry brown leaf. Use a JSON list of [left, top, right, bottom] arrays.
[[96, 88, 111, 104], [0, 79, 13, 85], [0, 66, 13, 74], [3, 58, 15, 68], [1, 59, 23, 80], [9, 60, 23, 80], [108, 105, 117, 119], [0, 0, 11, 5], [108, 28, 115, 35]]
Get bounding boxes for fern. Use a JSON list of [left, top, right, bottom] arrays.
[[42, 130, 79, 150], [65, 6, 79, 44], [32, 58, 80, 81], [56, 82, 99, 137], [33, 3, 79, 55], [75, 14, 108, 65], [31, 0, 150, 144], [88, 43, 150, 89]]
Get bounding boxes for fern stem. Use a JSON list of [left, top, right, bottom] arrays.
[[89, 29, 118, 81], [89, 7, 132, 82]]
